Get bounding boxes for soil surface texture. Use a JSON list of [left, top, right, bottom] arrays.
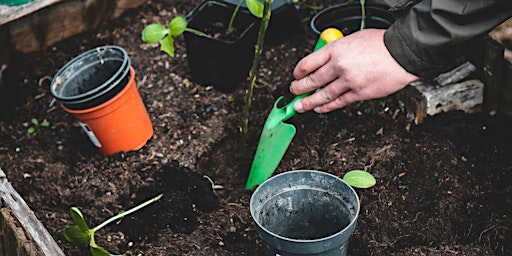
[[1, 0, 511, 255]]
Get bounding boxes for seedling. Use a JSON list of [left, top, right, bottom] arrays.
[[142, 0, 272, 144], [359, 0, 366, 30], [343, 170, 376, 188], [27, 118, 49, 134], [141, 0, 263, 57], [141, 16, 205, 57], [63, 194, 162, 256]]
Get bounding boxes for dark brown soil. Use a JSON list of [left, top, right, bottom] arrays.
[[1, 0, 511, 255]]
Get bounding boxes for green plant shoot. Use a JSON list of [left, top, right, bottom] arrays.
[[63, 194, 162, 256], [360, 0, 366, 30], [343, 170, 376, 188], [142, 16, 205, 57], [228, 0, 264, 30], [240, 0, 272, 138], [28, 118, 49, 134]]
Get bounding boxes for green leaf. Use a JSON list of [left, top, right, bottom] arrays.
[[40, 119, 50, 127], [160, 35, 175, 57], [28, 127, 35, 134], [63, 226, 91, 246], [30, 118, 38, 126], [169, 16, 187, 36], [70, 207, 90, 232], [90, 245, 113, 256], [141, 23, 168, 43], [246, 0, 264, 18], [343, 170, 376, 188]]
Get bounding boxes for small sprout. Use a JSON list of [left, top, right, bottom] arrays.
[[142, 16, 206, 57], [64, 194, 162, 256], [28, 118, 49, 134], [343, 170, 376, 188]]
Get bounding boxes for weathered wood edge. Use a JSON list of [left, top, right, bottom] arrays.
[[0, 168, 65, 256], [397, 36, 507, 124], [0, 0, 61, 25], [0, 0, 148, 71]]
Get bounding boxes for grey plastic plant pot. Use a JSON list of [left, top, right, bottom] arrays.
[[50, 45, 131, 110], [310, 2, 396, 36], [184, 0, 259, 93], [250, 170, 360, 256]]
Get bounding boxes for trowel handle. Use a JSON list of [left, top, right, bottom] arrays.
[[282, 28, 344, 121], [313, 27, 344, 51]]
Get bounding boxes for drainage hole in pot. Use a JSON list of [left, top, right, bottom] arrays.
[[258, 189, 352, 240]]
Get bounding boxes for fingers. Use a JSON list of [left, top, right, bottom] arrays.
[[290, 61, 338, 95], [313, 91, 359, 113], [293, 79, 351, 113], [293, 49, 330, 80], [290, 72, 321, 95]]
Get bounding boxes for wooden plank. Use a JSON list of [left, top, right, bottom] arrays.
[[396, 34, 509, 125], [396, 62, 484, 124], [114, 0, 147, 17], [3, 0, 148, 53], [0, 168, 65, 256], [396, 83, 427, 125], [0, 0, 61, 25], [1, 208, 33, 256]]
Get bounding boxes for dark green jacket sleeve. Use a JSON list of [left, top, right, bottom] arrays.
[[384, 0, 512, 78]]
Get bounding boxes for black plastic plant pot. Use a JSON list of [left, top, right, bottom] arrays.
[[221, 0, 303, 40], [310, 2, 396, 36], [184, 0, 259, 93]]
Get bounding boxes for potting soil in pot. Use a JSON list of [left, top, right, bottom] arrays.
[[257, 188, 352, 239]]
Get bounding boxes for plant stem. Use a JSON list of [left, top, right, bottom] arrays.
[[228, 0, 244, 31], [93, 194, 162, 232], [185, 28, 208, 37], [241, 0, 272, 138], [360, 0, 366, 30]]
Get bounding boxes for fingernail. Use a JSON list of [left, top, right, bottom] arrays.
[[313, 106, 321, 113], [294, 101, 304, 112], [289, 85, 295, 95]]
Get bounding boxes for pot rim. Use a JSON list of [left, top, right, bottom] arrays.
[[250, 169, 360, 244], [50, 45, 130, 102], [310, 2, 395, 35], [184, 0, 259, 44]]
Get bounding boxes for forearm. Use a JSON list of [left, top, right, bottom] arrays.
[[384, 0, 512, 78]]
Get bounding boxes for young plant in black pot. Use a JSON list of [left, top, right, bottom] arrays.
[[143, 1, 293, 151], [142, 0, 265, 93]]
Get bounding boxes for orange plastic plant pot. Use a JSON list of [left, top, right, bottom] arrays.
[[63, 67, 153, 155]]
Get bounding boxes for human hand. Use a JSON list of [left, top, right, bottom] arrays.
[[289, 29, 419, 113]]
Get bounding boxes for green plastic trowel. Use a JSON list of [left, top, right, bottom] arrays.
[[245, 28, 344, 190]]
